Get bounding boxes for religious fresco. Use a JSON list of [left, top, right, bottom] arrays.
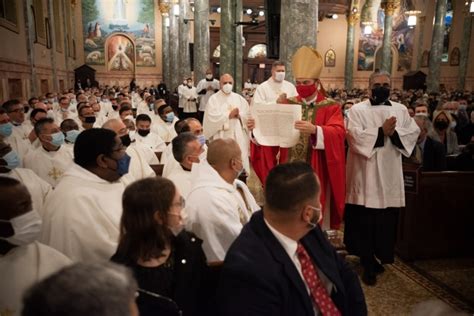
[[82, 0, 156, 68], [357, 0, 415, 72], [248, 44, 267, 59], [450, 47, 460, 66], [325, 49, 336, 67]]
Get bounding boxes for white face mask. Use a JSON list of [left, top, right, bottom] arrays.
[[0, 210, 42, 246], [222, 83, 233, 94], [124, 114, 134, 121], [206, 74, 213, 80], [274, 72, 285, 82], [47, 110, 55, 118]]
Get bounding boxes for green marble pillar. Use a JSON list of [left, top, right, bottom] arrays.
[[219, 0, 235, 77], [279, 0, 318, 82], [162, 16, 171, 89], [234, 0, 243, 93], [458, 15, 472, 90], [380, 1, 398, 74], [345, 5, 359, 90], [427, 0, 447, 93], [47, 0, 59, 92], [193, 0, 210, 83], [415, 16, 426, 70], [23, 0, 37, 96], [179, 0, 191, 80], [169, 11, 180, 91]]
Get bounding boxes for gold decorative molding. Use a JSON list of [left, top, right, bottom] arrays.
[[381, 0, 400, 16], [347, 12, 360, 25], [159, 3, 171, 16]]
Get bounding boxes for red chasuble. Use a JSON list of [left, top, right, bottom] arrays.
[[250, 143, 288, 187]]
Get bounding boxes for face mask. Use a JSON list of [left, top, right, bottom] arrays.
[[165, 112, 175, 123], [169, 222, 184, 236], [1, 150, 20, 170], [274, 72, 285, 82], [137, 129, 150, 137], [24, 106, 30, 113], [197, 134, 206, 145], [65, 130, 80, 143], [183, 81, 187, 85], [416, 112, 428, 117], [84, 116, 96, 124], [343, 109, 349, 118], [434, 120, 449, 130], [450, 121, 457, 129], [148, 103, 154, 111], [234, 159, 244, 178], [459, 104, 467, 111], [48, 98, 55, 104], [222, 83, 233, 94], [307, 205, 322, 229], [0, 122, 13, 137], [46, 110, 55, 119], [112, 105, 119, 111], [0, 210, 42, 246], [187, 83, 193, 88], [115, 153, 131, 176], [120, 134, 132, 147], [296, 84, 317, 99], [206, 74, 213, 80], [124, 115, 134, 121], [371, 86, 391, 104], [50, 131, 65, 147]]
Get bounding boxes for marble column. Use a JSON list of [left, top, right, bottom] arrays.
[[193, 0, 210, 83], [234, 0, 243, 93], [162, 16, 171, 90], [380, 1, 399, 74], [47, 0, 59, 92], [179, 0, 191, 80], [169, 8, 180, 92], [279, 0, 318, 82], [61, 1, 70, 88], [23, 0, 37, 96], [219, 0, 235, 77], [344, 3, 359, 90], [415, 16, 426, 70], [458, 15, 472, 90], [427, 0, 447, 93]]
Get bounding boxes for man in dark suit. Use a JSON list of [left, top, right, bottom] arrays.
[[216, 162, 367, 316], [414, 115, 446, 171]]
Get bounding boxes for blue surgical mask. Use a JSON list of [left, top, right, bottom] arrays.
[[2, 150, 20, 170], [116, 153, 131, 176], [65, 130, 80, 143], [0, 122, 13, 137], [197, 134, 206, 145], [165, 112, 175, 123], [50, 132, 65, 147]]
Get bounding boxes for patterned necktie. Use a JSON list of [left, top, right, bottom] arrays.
[[296, 243, 341, 316]]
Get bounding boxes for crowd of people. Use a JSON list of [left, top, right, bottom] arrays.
[[1, 44, 473, 316]]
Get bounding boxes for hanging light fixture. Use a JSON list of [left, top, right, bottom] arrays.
[[173, 3, 180, 16], [470, 0, 474, 13], [406, 10, 421, 28], [360, 0, 375, 35]]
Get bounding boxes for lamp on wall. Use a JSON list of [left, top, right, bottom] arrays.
[[470, 0, 474, 13], [406, 10, 421, 28], [360, 0, 374, 35], [173, 4, 180, 16]]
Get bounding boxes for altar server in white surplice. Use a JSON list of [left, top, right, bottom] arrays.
[[0, 178, 71, 316], [2, 100, 32, 163], [1, 141, 52, 212], [185, 139, 259, 262], [23, 118, 74, 187], [203, 74, 251, 173], [40, 129, 128, 262], [344, 71, 420, 286], [196, 69, 220, 114]]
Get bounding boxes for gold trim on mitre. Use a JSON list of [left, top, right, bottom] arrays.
[[291, 46, 323, 79]]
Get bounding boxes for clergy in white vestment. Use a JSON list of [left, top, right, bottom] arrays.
[[23, 118, 74, 187], [53, 96, 77, 124], [185, 139, 259, 262], [150, 100, 179, 143], [102, 119, 156, 185], [181, 80, 199, 117], [203, 73, 252, 173], [136, 93, 155, 116], [166, 132, 204, 198], [134, 114, 166, 153], [0, 178, 71, 316], [40, 128, 129, 262], [177, 79, 188, 111], [251, 61, 298, 106], [196, 69, 220, 114], [91, 101, 107, 127], [105, 98, 121, 120], [60, 118, 81, 156], [0, 140, 52, 212], [344, 71, 420, 286], [26, 108, 47, 145], [2, 100, 32, 162], [77, 103, 100, 131]]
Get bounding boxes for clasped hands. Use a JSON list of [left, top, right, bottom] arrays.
[[382, 116, 397, 136]]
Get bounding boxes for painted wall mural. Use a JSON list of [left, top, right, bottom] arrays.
[[82, 0, 156, 68], [357, 0, 415, 72]]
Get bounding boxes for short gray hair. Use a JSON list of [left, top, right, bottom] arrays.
[[172, 132, 198, 163], [22, 262, 138, 316], [369, 70, 391, 88]]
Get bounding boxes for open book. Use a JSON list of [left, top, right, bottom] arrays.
[[250, 103, 302, 148]]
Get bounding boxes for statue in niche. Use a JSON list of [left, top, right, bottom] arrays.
[[114, 0, 127, 22]]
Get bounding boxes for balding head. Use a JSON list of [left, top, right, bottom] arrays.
[[102, 119, 128, 137], [207, 138, 242, 184]]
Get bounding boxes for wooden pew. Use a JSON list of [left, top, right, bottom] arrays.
[[396, 163, 474, 260]]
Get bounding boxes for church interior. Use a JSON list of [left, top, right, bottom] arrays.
[[0, 0, 473, 315]]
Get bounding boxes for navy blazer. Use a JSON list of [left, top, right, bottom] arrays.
[[216, 211, 367, 316], [422, 136, 447, 171]]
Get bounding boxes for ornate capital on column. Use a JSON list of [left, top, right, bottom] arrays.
[[381, 0, 400, 16], [347, 12, 360, 25], [159, 2, 171, 16]]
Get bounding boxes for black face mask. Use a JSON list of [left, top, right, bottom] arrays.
[[434, 120, 449, 130], [112, 105, 118, 111], [84, 116, 96, 124], [371, 86, 391, 105], [24, 106, 30, 113], [120, 134, 132, 147], [137, 129, 150, 137]]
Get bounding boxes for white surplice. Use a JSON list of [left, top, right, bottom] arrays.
[[196, 78, 220, 112], [151, 115, 178, 143], [1, 168, 52, 212], [181, 86, 198, 113], [185, 161, 259, 261], [167, 163, 193, 198], [346, 100, 420, 209], [0, 241, 72, 316], [120, 143, 158, 186], [203, 90, 251, 172], [23, 145, 74, 187], [5, 124, 31, 163], [40, 164, 125, 262], [133, 131, 166, 153], [251, 78, 298, 105]]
